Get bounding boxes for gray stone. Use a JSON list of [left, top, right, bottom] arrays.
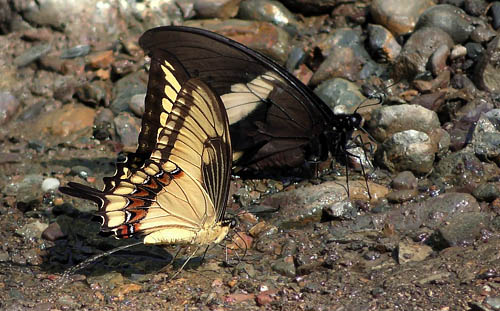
[[239, 0, 299, 35], [394, 27, 454, 79], [436, 212, 491, 247], [14, 43, 51, 67], [271, 257, 296, 277], [0, 91, 21, 125], [415, 4, 474, 43], [475, 36, 500, 92], [41, 177, 60, 192], [314, 78, 366, 114], [379, 130, 436, 174], [368, 104, 441, 142]]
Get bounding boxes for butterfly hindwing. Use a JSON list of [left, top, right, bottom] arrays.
[[60, 50, 232, 246]]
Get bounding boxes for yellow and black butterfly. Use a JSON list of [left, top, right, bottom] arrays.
[[139, 26, 364, 177], [60, 48, 232, 252]]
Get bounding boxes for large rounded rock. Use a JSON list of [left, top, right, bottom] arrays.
[[378, 130, 436, 174], [475, 36, 500, 93], [370, 0, 435, 36], [415, 4, 474, 44], [367, 104, 441, 142], [394, 27, 454, 79]]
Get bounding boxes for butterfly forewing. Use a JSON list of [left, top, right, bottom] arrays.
[[60, 49, 232, 246], [139, 26, 332, 173]]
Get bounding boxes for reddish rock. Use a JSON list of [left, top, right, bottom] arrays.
[[184, 19, 290, 63], [194, 0, 241, 19], [87, 50, 114, 69], [34, 103, 95, 137], [256, 291, 275, 306], [371, 0, 435, 36], [225, 293, 255, 303]]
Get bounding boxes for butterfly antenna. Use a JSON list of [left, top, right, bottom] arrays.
[[58, 240, 143, 287]]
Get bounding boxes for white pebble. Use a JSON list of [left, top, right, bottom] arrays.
[[42, 177, 60, 192]]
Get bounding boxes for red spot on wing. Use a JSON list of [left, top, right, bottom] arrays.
[[156, 172, 173, 187], [127, 197, 148, 209], [127, 209, 148, 223], [173, 170, 184, 179], [133, 187, 150, 198], [115, 223, 141, 239]]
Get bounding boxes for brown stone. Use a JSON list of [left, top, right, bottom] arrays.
[[34, 103, 95, 137], [87, 50, 114, 69]]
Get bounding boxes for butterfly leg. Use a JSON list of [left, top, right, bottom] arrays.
[[158, 245, 183, 276], [200, 245, 210, 263], [168, 246, 201, 281]]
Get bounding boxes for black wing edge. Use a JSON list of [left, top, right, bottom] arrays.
[[59, 182, 105, 207], [138, 26, 334, 120]]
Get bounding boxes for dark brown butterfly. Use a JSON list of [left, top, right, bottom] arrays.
[[139, 26, 363, 177], [60, 48, 233, 247]]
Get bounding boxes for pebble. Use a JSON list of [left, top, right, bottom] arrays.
[[470, 25, 496, 43], [415, 4, 474, 43], [436, 212, 491, 247], [111, 72, 147, 114], [465, 42, 484, 60], [41, 177, 60, 192], [432, 152, 493, 189], [193, 0, 240, 19], [53, 75, 79, 103], [34, 103, 96, 137], [285, 46, 306, 71], [70, 165, 93, 179], [472, 183, 500, 202], [184, 19, 291, 63], [367, 24, 401, 62], [381, 193, 481, 233], [60, 44, 91, 59], [475, 36, 500, 92], [14, 43, 51, 67], [429, 44, 450, 76], [271, 256, 296, 277], [363, 250, 381, 261], [492, 2, 500, 30], [368, 104, 440, 142], [0, 91, 21, 125], [310, 29, 378, 84], [379, 129, 436, 174], [394, 27, 454, 79], [370, 0, 435, 36], [314, 78, 366, 113], [485, 296, 500, 309], [15, 220, 49, 240], [386, 189, 418, 203], [75, 81, 109, 106], [239, 0, 299, 35], [114, 111, 141, 151], [129, 93, 146, 117], [397, 239, 433, 263], [463, 0, 488, 16], [41, 222, 66, 241], [322, 200, 357, 220], [450, 44, 467, 60], [86, 50, 114, 69], [392, 171, 418, 190]]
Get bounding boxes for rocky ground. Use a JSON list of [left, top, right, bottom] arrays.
[[0, 0, 500, 310]]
